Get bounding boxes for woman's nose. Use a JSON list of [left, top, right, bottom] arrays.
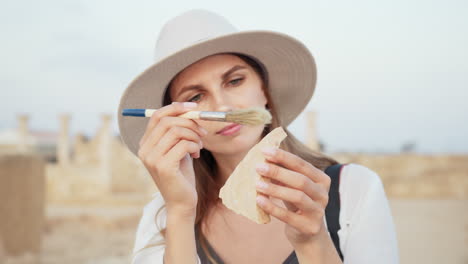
[[212, 92, 233, 112]]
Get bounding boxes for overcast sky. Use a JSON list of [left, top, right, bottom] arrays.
[[1, 0, 467, 153]]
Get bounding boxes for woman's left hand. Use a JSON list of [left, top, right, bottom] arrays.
[[255, 147, 331, 247]]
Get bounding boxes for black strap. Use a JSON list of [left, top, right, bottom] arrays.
[[195, 228, 225, 264], [324, 164, 344, 261]]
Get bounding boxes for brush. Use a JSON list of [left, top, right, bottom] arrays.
[[122, 107, 272, 126]]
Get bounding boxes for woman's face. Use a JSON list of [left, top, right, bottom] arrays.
[[169, 54, 268, 156]]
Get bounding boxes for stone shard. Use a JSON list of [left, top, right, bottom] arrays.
[[219, 127, 287, 224]]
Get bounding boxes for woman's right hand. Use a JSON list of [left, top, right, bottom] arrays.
[[137, 102, 207, 217]]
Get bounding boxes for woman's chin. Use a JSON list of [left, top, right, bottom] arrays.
[[207, 139, 257, 156]]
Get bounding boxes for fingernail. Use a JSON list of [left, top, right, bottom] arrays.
[[199, 141, 203, 148], [200, 127, 208, 135], [256, 181, 268, 189], [261, 147, 277, 156], [256, 196, 267, 206], [183, 102, 198, 109], [256, 163, 269, 173]]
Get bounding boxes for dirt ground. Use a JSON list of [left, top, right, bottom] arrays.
[[390, 199, 468, 264], [3, 205, 141, 264], [2, 199, 468, 264]]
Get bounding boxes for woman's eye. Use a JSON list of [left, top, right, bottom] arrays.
[[188, 94, 202, 102], [228, 78, 243, 86]]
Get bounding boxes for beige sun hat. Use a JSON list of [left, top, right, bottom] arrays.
[[118, 9, 317, 156]]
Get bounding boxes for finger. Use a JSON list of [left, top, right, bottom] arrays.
[[256, 194, 303, 226], [138, 116, 206, 158], [139, 140, 164, 177], [256, 195, 323, 237], [256, 163, 328, 206], [164, 139, 201, 163], [256, 181, 320, 213], [156, 126, 203, 156], [190, 151, 200, 159], [139, 102, 199, 146], [261, 148, 330, 187]]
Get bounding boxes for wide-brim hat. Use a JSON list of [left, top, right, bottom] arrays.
[[118, 9, 317, 156]]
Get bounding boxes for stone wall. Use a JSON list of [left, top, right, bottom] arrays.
[[331, 153, 468, 198], [0, 154, 45, 256]]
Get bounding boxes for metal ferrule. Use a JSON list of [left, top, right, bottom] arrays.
[[199, 111, 227, 121]]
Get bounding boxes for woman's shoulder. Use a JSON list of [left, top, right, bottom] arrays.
[[338, 163, 389, 218], [335, 163, 399, 263], [144, 191, 166, 212], [133, 192, 167, 254], [339, 163, 384, 193], [141, 191, 167, 230]]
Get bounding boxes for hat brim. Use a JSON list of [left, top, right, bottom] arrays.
[[118, 31, 316, 156]]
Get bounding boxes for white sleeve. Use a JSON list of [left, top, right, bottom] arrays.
[[131, 192, 166, 264], [339, 164, 400, 264], [131, 192, 202, 264]]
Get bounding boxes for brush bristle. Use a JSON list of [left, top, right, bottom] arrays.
[[225, 107, 272, 126]]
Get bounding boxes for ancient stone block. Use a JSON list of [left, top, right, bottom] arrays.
[[0, 154, 45, 256]]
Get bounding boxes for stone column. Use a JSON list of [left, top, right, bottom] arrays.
[[306, 111, 320, 152], [73, 133, 87, 165], [16, 114, 29, 152], [57, 114, 71, 166]]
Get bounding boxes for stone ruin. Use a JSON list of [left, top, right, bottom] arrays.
[[0, 113, 157, 203], [0, 113, 156, 257], [305, 111, 468, 199], [47, 114, 156, 203]]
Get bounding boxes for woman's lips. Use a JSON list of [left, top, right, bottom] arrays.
[[217, 123, 242, 135]]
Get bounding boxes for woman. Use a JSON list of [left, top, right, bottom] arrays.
[[118, 9, 399, 264]]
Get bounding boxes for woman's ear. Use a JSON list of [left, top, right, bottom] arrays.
[[260, 90, 268, 106]]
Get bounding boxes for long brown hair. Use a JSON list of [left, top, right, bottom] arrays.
[[137, 53, 338, 263]]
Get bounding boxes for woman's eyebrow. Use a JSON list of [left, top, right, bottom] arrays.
[[175, 84, 203, 99], [222, 65, 247, 80]]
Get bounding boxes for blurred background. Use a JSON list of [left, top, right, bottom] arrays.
[[1, 0, 467, 263]]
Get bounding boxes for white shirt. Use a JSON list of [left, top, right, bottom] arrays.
[[131, 163, 400, 263]]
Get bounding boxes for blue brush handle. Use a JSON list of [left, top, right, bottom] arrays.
[[122, 109, 147, 117]]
